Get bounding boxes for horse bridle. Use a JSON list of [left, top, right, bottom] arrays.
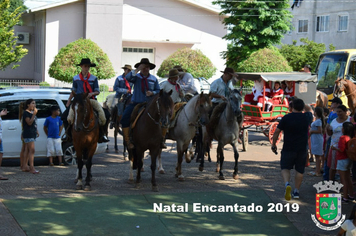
[[147, 97, 162, 126], [75, 101, 97, 132]]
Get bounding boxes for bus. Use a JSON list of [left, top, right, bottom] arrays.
[[315, 49, 356, 104]]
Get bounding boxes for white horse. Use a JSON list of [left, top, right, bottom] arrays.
[[157, 92, 212, 181], [201, 89, 244, 180]]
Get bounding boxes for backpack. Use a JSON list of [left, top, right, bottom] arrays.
[[346, 138, 356, 161]]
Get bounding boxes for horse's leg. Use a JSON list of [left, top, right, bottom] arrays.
[[128, 148, 134, 183], [135, 148, 144, 188], [76, 154, 83, 190], [175, 143, 185, 181], [232, 142, 239, 180], [123, 139, 128, 161], [84, 156, 93, 191], [218, 143, 225, 180], [216, 149, 220, 172], [114, 127, 119, 153], [157, 149, 165, 174], [150, 148, 160, 192]]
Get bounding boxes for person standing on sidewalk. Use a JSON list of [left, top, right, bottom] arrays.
[[271, 98, 313, 200]]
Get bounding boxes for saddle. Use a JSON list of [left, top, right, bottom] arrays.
[[169, 102, 186, 128], [130, 102, 147, 129]]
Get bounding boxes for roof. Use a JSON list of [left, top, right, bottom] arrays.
[[26, 0, 80, 13], [236, 72, 318, 83]]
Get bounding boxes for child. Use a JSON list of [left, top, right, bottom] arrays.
[[44, 106, 64, 166], [0, 108, 8, 180], [331, 122, 354, 203], [337, 204, 356, 236], [309, 107, 325, 176]]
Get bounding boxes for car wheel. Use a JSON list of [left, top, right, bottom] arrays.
[[62, 142, 77, 165]]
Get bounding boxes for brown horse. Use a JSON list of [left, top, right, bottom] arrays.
[[333, 78, 356, 114], [316, 90, 328, 108], [130, 90, 173, 191], [71, 93, 99, 191]]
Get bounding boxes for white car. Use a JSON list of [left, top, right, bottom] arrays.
[[0, 87, 107, 164]]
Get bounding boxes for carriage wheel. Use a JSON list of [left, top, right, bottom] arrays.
[[241, 129, 248, 151], [268, 122, 282, 145]]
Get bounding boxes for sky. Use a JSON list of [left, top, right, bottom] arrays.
[[24, 0, 218, 10]]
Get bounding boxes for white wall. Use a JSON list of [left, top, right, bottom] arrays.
[[123, 0, 227, 79], [45, 1, 85, 86]]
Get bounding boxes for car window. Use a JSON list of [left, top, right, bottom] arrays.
[[0, 100, 23, 120], [36, 99, 62, 118]]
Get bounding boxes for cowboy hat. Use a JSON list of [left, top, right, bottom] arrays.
[[77, 58, 96, 67], [134, 58, 156, 70], [121, 64, 132, 70], [168, 69, 180, 78], [220, 67, 238, 77], [173, 65, 185, 72]]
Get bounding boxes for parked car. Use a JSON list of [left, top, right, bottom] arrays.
[[158, 77, 211, 94], [0, 87, 107, 165]]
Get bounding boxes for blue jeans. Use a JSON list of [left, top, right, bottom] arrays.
[[120, 102, 139, 128]]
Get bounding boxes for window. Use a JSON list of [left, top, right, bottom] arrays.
[[122, 47, 154, 53], [316, 16, 329, 32], [35, 99, 62, 118], [339, 15, 348, 31], [298, 20, 308, 33], [0, 100, 23, 120]]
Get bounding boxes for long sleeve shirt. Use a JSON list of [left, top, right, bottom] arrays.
[[125, 71, 160, 103], [113, 74, 133, 98], [178, 73, 197, 94], [72, 74, 100, 97]]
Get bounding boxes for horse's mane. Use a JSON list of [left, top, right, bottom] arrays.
[[147, 91, 172, 109]]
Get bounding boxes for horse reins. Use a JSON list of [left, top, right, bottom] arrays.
[[147, 97, 162, 125]]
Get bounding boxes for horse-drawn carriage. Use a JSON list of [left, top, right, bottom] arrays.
[[236, 72, 318, 151]]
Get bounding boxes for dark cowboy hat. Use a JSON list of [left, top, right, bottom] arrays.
[[77, 58, 96, 67], [121, 64, 132, 70], [134, 58, 156, 70], [173, 65, 186, 72], [168, 68, 180, 78], [220, 67, 238, 77]]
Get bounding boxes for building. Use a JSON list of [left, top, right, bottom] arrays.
[[281, 0, 356, 49], [0, 0, 227, 87]]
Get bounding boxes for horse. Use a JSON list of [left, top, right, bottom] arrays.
[[157, 92, 212, 181], [70, 93, 99, 191], [130, 90, 174, 191], [201, 89, 244, 180], [104, 93, 131, 159], [316, 90, 328, 108], [333, 78, 356, 114]]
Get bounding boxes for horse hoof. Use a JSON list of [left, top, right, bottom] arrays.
[[233, 174, 239, 180], [84, 185, 91, 191], [216, 168, 220, 172], [175, 173, 178, 178], [219, 176, 225, 180], [141, 167, 145, 172], [124, 157, 129, 161], [178, 176, 185, 181], [199, 166, 204, 172], [152, 186, 159, 192], [76, 185, 83, 190], [159, 170, 165, 174]]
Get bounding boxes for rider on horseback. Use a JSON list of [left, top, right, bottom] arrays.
[[174, 65, 199, 95], [111, 64, 133, 129], [120, 58, 161, 149], [64, 58, 109, 143], [161, 68, 185, 103]]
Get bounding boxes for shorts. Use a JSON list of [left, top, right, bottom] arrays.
[[327, 149, 337, 170], [24, 138, 36, 143], [336, 158, 352, 171], [47, 138, 63, 157], [280, 150, 308, 174], [0, 142, 3, 154]]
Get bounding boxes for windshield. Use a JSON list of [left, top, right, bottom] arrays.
[[316, 53, 348, 89]]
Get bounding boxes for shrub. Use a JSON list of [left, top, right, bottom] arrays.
[[99, 84, 109, 92], [157, 48, 216, 79], [39, 81, 50, 87], [238, 47, 293, 86], [48, 38, 115, 83]]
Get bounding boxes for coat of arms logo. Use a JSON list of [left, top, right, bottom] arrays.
[[311, 181, 346, 230]]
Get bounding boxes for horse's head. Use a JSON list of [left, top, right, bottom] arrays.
[[228, 88, 243, 117], [71, 92, 91, 131], [333, 78, 346, 97], [196, 92, 212, 125], [157, 89, 174, 127]]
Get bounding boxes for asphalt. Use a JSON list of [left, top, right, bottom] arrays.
[[0, 129, 352, 236]]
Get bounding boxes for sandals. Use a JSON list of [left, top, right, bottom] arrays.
[[0, 176, 8, 180], [30, 170, 40, 174], [308, 171, 322, 177]]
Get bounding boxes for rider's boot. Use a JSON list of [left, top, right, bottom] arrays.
[[122, 127, 134, 149], [98, 125, 109, 143], [160, 127, 168, 149], [109, 121, 114, 129]]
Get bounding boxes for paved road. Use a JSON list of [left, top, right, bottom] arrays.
[[0, 128, 351, 236]]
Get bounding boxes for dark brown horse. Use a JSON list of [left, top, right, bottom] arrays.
[[333, 78, 356, 114], [71, 93, 99, 191], [130, 90, 173, 191]]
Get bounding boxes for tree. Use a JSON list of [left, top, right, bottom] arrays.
[[238, 47, 293, 86], [213, 0, 292, 70], [49, 38, 115, 82], [279, 38, 335, 72], [157, 48, 216, 79], [9, 0, 26, 14], [0, 0, 28, 70]]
